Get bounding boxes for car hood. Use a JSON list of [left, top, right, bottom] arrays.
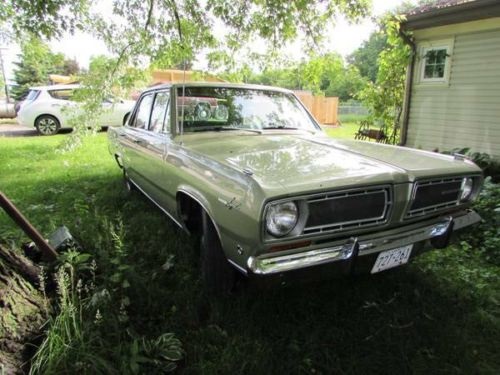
[[181, 132, 480, 196]]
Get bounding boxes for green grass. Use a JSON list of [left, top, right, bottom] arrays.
[[338, 113, 369, 123], [322, 122, 359, 139], [0, 134, 499, 374]]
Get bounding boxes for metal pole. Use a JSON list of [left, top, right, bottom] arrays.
[[0, 48, 10, 103], [0, 191, 58, 261]]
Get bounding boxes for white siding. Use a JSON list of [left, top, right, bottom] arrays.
[[406, 28, 500, 159]]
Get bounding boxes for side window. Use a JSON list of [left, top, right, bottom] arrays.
[[48, 89, 74, 100], [133, 94, 154, 129], [150, 92, 170, 133]]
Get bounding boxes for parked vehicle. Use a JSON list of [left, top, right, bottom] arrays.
[[108, 83, 483, 293], [17, 84, 135, 135]]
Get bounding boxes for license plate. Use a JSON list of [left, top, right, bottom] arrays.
[[371, 245, 413, 274]]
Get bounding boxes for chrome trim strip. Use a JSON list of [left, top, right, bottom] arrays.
[[249, 210, 481, 275], [129, 178, 184, 229], [227, 259, 248, 275]]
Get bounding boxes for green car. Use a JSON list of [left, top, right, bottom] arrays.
[[108, 83, 482, 293]]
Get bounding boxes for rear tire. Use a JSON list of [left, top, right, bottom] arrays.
[[35, 115, 60, 135], [200, 212, 236, 295]]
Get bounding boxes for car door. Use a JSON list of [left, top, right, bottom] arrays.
[[122, 90, 174, 210], [46, 88, 80, 126]]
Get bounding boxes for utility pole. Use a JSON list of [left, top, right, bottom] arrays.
[[0, 47, 10, 103]]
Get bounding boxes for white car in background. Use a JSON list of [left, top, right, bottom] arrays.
[[17, 84, 135, 135]]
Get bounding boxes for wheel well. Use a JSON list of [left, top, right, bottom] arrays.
[[34, 114, 60, 127], [177, 192, 203, 236]]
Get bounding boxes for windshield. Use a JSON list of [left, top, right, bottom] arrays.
[[176, 87, 318, 132]]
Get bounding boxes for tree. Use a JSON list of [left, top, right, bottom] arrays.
[[348, 31, 387, 82], [247, 53, 367, 101], [0, 0, 90, 40], [10, 37, 67, 99], [358, 14, 412, 143]]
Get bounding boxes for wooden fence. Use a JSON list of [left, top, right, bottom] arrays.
[[294, 91, 338, 125]]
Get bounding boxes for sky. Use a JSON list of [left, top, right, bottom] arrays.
[[1, 0, 408, 82]]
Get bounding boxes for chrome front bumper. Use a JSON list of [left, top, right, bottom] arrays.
[[247, 210, 481, 275]]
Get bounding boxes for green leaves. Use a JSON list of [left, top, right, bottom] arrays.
[[358, 14, 413, 143], [0, 0, 90, 40]]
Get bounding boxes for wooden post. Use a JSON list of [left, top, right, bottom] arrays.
[[0, 192, 58, 261]]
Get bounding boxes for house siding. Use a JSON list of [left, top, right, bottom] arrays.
[[406, 28, 500, 159]]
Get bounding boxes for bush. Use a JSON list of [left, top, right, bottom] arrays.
[[461, 178, 500, 265]]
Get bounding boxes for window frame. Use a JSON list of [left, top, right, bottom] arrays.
[[129, 92, 154, 130], [418, 38, 454, 85], [149, 90, 171, 134]]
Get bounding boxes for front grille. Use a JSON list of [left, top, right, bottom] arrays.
[[303, 186, 392, 235], [406, 177, 463, 218]]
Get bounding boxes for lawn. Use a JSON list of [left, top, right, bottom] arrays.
[[322, 122, 359, 139], [0, 133, 499, 374]]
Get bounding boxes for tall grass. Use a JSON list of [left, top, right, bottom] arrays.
[[1, 134, 498, 374]]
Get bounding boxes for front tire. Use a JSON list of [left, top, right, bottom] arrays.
[[35, 115, 60, 135], [200, 212, 236, 295]]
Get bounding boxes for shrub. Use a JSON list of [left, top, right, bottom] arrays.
[[460, 178, 500, 265]]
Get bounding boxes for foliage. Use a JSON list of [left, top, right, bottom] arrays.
[[247, 53, 367, 100], [29, 223, 183, 374], [358, 14, 412, 143], [462, 179, 500, 265], [10, 37, 83, 100], [348, 31, 388, 82], [0, 0, 90, 40], [1, 134, 499, 373]]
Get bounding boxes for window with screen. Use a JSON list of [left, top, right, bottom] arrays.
[[419, 40, 453, 84]]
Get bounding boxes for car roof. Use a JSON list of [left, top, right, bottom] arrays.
[[29, 84, 80, 91], [142, 82, 294, 95]]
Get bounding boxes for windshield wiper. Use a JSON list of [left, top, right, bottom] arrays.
[[263, 126, 316, 134], [192, 126, 262, 134], [263, 126, 298, 130]]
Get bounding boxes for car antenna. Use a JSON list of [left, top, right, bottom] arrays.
[[179, 59, 186, 145]]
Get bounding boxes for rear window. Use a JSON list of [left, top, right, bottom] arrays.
[[25, 90, 41, 101], [48, 89, 74, 100]]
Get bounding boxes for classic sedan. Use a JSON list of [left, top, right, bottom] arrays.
[[108, 83, 482, 293]]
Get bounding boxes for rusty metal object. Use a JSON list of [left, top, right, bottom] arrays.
[[0, 191, 58, 261]]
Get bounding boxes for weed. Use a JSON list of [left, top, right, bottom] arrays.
[[1, 134, 498, 374]]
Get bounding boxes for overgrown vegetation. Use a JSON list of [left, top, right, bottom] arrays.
[[245, 53, 367, 101], [358, 14, 412, 143], [0, 134, 498, 373]]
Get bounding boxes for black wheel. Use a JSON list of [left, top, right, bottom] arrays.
[[35, 115, 60, 135], [200, 212, 236, 295]]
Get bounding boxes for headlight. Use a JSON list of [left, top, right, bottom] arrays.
[[265, 201, 298, 237], [460, 177, 474, 201]]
